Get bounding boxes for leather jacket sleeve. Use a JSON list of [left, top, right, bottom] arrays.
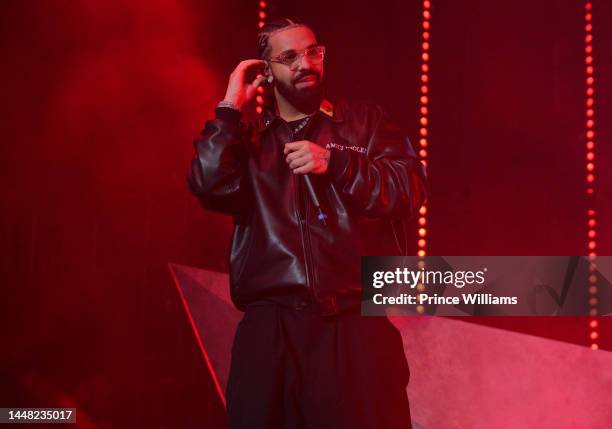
[[186, 107, 250, 215], [326, 105, 428, 219]]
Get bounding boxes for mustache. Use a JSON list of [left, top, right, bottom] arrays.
[[292, 71, 321, 84]]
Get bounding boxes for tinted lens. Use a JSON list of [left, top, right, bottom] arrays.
[[280, 52, 298, 65], [305, 47, 325, 63]]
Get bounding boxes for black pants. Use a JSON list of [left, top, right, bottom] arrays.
[[226, 297, 412, 429]]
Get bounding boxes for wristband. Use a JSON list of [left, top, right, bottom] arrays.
[[217, 100, 241, 112]]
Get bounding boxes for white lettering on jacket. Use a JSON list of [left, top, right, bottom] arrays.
[[325, 141, 367, 154]]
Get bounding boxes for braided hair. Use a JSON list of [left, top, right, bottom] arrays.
[[256, 18, 309, 60]]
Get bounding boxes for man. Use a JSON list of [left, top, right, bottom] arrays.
[[187, 18, 427, 429]]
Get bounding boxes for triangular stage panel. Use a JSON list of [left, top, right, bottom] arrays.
[[168, 263, 612, 428]]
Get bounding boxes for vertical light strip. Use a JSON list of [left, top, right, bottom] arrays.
[[416, 0, 431, 260], [415, 0, 432, 315], [583, 1, 598, 350], [256, 1, 268, 115]]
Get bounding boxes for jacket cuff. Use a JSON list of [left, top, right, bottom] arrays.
[[326, 148, 352, 181], [215, 106, 242, 124]]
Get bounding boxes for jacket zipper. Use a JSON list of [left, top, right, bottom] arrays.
[[299, 176, 317, 297], [288, 127, 317, 301]]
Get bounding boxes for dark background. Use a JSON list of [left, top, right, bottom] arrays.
[[1, 0, 610, 427]]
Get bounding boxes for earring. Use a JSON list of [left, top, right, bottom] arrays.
[[267, 75, 274, 84]]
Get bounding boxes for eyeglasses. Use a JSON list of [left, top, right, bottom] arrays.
[[268, 45, 326, 68]]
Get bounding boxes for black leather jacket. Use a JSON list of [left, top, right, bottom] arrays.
[[187, 99, 428, 312]]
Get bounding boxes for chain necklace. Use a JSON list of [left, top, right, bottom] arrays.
[[292, 114, 313, 135]]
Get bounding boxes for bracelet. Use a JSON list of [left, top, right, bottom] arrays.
[[217, 100, 241, 112]]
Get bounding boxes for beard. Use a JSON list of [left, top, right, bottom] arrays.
[[275, 71, 324, 113]]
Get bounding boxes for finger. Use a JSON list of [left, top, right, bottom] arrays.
[[293, 161, 314, 174], [252, 74, 266, 87], [285, 151, 303, 165], [284, 142, 301, 153], [285, 152, 296, 164], [289, 155, 310, 170], [284, 141, 307, 154], [238, 59, 266, 69], [285, 148, 308, 163], [235, 59, 265, 75]]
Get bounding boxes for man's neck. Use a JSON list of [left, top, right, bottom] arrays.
[[274, 89, 317, 122]]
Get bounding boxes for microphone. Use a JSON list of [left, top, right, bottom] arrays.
[[302, 174, 327, 226], [287, 111, 327, 226]]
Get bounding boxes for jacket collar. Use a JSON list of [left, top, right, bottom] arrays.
[[261, 98, 344, 131]]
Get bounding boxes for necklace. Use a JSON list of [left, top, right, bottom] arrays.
[[292, 115, 313, 135]]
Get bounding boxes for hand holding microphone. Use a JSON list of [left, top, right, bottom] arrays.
[[283, 140, 330, 175], [284, 141, 330, 225]]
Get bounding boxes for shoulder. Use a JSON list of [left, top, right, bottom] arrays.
[[331, 99, 402, 139], [333, 98, 385, 124]]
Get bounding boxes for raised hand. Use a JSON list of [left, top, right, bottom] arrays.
[[223, 59, 267, 111]]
